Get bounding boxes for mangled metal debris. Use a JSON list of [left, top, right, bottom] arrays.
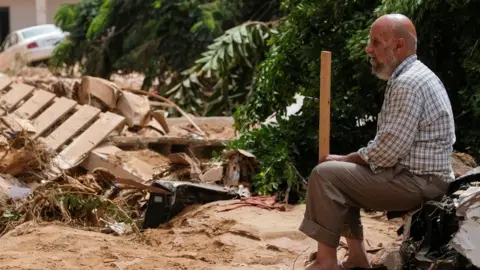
[[398, 166, 480, 270], [450, 186, 480, 268], [141, 151, 269, 229], [143, 180, 238, 229]]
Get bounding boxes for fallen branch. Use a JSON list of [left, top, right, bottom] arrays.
[[149, 101, 175, 108], [123, 88, 206, 137]]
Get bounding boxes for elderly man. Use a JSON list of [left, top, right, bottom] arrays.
[[299, 14, 456, 270]]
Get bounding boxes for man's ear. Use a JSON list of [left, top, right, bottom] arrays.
[[396, 38, 405, 50]]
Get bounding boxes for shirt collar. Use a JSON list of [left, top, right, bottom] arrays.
[[390, 54, 417, 80]]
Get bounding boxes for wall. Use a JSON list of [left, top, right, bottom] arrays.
[[0, 0, 80, 34], [46, 0, 80, 24], [0, 0, 36, 32]]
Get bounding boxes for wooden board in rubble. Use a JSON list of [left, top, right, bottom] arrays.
[[0, 79, 126, 172]]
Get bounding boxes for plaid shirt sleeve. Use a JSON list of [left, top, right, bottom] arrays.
[[358, 83, 422, 172]]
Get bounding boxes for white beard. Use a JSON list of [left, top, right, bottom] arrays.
[[369, 52, 399, 81]]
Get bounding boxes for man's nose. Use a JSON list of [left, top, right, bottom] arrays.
[[365, 45, 373, 54]]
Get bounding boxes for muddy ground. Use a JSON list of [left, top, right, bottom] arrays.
[[0, 201, 400, 270]]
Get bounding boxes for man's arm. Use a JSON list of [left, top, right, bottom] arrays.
[[324, 84, 421, 168], [324, 153, 368, 165], [357, 84, 422, 171]]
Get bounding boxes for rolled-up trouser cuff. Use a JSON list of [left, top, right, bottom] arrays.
[[299, 217, 340, 248], [341, 223, 363, 240]]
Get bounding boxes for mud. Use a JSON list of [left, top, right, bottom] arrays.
[[0, 202, 400, 270]]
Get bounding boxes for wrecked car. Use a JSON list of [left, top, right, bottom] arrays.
[[0, 24, 69, 70]]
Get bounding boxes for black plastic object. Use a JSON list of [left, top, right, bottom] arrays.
[[447, 166, 480, 195], [143, 180, 238, 229]]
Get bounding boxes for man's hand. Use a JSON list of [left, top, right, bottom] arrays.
[[319, 154, 345, 163], [324, 154, 346, 162], [320, 153, 368, 166]]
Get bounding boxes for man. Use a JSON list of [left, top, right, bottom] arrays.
[[299, 14, 456, 270]]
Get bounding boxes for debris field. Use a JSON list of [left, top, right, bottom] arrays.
[[0, 67, 478, 270]]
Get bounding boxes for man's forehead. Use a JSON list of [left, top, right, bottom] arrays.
[[369, 22, 392, 41]]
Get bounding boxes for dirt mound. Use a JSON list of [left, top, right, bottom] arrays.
[[0, 202, 399, 270], [452, 152, 477, 177], [168, 123, 237, 140]]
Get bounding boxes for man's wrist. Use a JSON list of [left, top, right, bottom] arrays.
[[343, 152, 368, 165]]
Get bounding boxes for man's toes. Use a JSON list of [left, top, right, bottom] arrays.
[[304, 261, 319, 270]]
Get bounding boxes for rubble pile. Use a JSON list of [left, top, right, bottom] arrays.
[[0, 71, 246, 239], [2, 171, 130, 233], [398, 167, 480, 270], [0, 164, 179, 237], [450, 183, 480, 268], [9, 66, 80, 94], [10, 67, 145, 96], [5, 67, 238, 141]]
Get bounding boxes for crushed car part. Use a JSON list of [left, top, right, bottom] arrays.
[[395, 167, 480, 270], [142, 180, 238, 229], [449, 186, 480, 268]]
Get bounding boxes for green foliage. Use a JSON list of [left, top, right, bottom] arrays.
[[228, 108, 318, 201], [50, 0, 284, 95], [57, 194, 132, 223], [50, 0, 225, 84], [48, 40, 75, 71], [50, 0, 106, 75], [236, 0, 382, 146], [57, 194, 103, 213], [228, 125, 294, 196], [166, 21, 276, 115], [233, 0, 480, 199]]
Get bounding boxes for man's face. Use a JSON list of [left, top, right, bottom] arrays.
[[365, 24, 399, 80]]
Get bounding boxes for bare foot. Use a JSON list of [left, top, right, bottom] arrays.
[[341, 256, 370, 268], [305, 261, 342, 270], [343, 238, 370, 268]]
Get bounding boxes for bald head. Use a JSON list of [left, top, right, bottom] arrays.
[[373, 14, 417, 53], [365, 14, 418, 80]]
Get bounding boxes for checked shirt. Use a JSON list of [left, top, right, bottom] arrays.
[[358, 54, 456, 182]]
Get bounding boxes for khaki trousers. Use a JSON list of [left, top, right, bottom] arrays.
[[298, 161, 449, 248]]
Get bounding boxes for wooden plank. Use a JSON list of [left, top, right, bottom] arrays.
[[0, 76, 12, 91], [319, 51, 331, 163], [52, 97, 82, 110], [1, 115, 36, 133], [0, 83, 35, 115], [55, 112, 125, 169], [33, 97, 77, 138], [81, 145, 155, 183], [14, 89, 56, 119], [166, 116, 233, 126], [42, 105, 101, 151]]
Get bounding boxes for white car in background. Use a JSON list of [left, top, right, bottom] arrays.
[[0, 24, 68, 70]]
